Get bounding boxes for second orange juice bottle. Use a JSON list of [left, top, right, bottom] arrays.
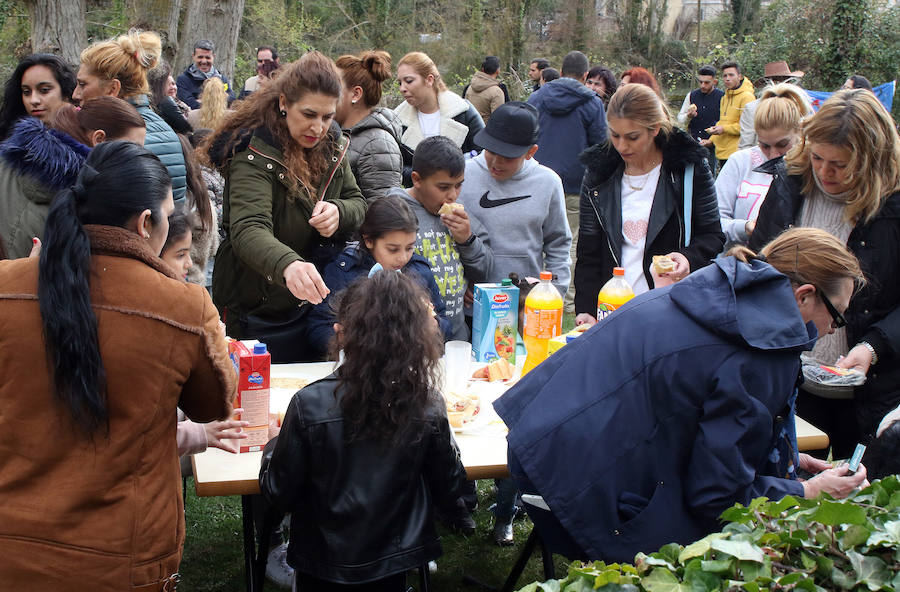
[[596, 267, 635, 322], [522, 271, 563, 376]]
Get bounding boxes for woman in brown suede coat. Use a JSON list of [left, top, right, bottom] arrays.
[[0, 141, 236, 591]]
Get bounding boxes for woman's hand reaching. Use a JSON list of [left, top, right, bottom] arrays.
[[203, 408, 251, 454], [284, 261, 329, 304]]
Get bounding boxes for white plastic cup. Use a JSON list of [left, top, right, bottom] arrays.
[[443, 341, 472, 394]]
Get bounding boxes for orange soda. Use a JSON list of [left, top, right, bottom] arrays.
[[596, 267, 635, 322], [522, 271, 563, 376]]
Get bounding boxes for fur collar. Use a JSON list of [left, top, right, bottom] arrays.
[[580, 127, 710, 185], [85, 225, 178, 280], [394, 90, 470, 150], [0, 117, 91, 190]]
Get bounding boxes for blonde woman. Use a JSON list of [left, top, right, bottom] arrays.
[[394, 51, 484, 184], [575, 84, 724, 326], [73, 29, 186, 201], [187, 77, 230, 130], [750, 89, 900, 456], [716, 83, 812, 247]]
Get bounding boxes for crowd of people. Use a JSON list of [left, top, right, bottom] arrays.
[[0, 28, 898, 592]]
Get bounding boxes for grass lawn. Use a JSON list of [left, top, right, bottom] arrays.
[[181, 479, 569, 591]]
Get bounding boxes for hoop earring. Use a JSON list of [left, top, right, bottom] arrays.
[[280, 109, 287, 117]]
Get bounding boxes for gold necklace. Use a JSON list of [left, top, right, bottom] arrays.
[[624, 161, 660, 191]]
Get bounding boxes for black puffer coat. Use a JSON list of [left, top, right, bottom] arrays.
[[750, 158, 900, 437], [574, 128, 724, 315]]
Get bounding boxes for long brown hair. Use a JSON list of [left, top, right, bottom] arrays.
[[332, 271, 443, 445], [728, 227, 864, 298], [203, 51, 342, 197], [178, 133, 213, 232], [50, 97, 145, 145], [785, 89, 900, 224]]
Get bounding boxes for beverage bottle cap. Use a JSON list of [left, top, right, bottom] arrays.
[[501, 278, 512, 286], [539, 271, 553, 281], [253, 343, 268, 354], [613, 267, 625, 276]]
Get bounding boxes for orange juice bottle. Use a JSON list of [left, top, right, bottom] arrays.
[[522, 271, 563, 376], [597, 267, 635, 322]]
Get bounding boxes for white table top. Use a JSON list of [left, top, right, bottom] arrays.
[[192, 363, 829, 497]]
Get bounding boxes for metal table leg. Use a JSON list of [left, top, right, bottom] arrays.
[[241, 494, 259, 592]]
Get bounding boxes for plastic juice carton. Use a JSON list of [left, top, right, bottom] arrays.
[[228, 339, 270, 453], [472, 281, 519, 365]]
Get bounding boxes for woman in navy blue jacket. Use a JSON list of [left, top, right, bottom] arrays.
[[495, 228, 868, 563], [306, 194, 451, 358]]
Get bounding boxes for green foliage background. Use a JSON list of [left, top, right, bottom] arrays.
[[0, 0, 895, 114]]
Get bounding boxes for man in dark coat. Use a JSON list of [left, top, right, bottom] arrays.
[[527, 50, 607, 311], [176, 40, 236, 109], [495, 255, 866, 562]]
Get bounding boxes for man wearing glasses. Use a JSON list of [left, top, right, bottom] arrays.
[[240, 46, 281, 99], [176, 39, 236, 109]]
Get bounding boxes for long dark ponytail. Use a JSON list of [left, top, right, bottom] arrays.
[[38, 141, 171, 436]]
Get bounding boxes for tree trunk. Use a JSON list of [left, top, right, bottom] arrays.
[[125, 0, 184, 65], [26, 0, 87, 67], [175, 0, 245, 84]]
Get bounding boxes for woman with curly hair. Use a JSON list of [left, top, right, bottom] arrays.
[[0, 54, 76, 140], [188, 77, 230, 131], [205, 51, 366, 362], [260, 270, 467, 591]]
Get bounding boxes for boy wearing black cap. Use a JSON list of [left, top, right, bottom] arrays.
[[458, 101, 571, 298]]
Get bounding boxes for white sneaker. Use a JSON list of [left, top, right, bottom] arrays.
[[266, 543, 294, 589]]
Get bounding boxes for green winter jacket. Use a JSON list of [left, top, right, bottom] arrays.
[[212, 125, 366, 335]]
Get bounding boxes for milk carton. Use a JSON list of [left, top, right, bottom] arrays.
[[472, 280, 519, 365], [228, 339, 270, 453]]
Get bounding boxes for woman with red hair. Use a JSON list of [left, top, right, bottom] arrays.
[[621, 67, 663, 99]]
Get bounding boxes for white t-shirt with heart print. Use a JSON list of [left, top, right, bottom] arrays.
[[620, 164, 661, 295]]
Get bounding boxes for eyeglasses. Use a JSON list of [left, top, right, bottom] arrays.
[[815, 286, 847, 329]]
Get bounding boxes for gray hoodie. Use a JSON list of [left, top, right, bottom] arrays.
[[386, 187, 493, 340], [458, 153, 571, 297]]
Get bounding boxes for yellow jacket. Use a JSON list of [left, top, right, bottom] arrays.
[[711, 76, 756, 160]]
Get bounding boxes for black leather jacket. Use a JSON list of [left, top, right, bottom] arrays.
[[259, 374, 467, 584], [750, 158, 900, 436], [574, 128, 724, 315]]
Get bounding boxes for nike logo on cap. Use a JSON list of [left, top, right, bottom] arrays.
[[479, 191, 531, 208]]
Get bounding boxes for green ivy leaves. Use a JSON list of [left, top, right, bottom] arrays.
[[518, 475, 900, 592]]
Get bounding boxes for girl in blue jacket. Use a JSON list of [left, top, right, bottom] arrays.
[[307, 194, 452, 358]]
